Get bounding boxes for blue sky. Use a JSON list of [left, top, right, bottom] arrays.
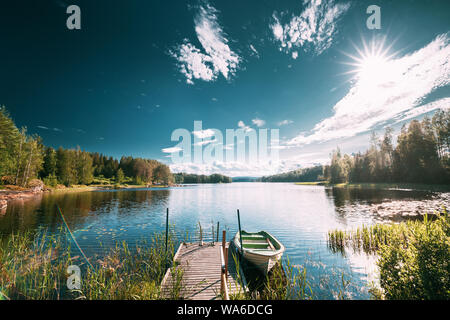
[[0, 0, 449, 176]]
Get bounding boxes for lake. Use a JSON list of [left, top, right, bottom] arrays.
[[0, 183, 447, 299]]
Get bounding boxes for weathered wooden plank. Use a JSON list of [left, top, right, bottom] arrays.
[[160, 242, 245, 300]]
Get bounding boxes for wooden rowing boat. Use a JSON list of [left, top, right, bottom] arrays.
[[232, 230, 285, 275]]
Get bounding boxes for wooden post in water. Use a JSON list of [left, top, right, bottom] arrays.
[[222, 230, 226, 255], [165, 208, 169, 267], [216, 222, 219, 243], [237, 209, 243, 256], [225, 247, 228, 277], [198, 222, 203, 246], [220, 230, 230, 300]]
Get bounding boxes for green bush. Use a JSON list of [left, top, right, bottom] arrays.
[[377, 213, 450, 300], [43, 174, 58, 188]]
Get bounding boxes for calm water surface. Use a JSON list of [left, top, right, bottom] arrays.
[[0, 183, 440, 299]]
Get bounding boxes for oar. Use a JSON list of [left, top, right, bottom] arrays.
[[237, 209, 243, 256]]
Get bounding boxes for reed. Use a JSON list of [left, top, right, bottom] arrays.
[[327, 208, 449, 300], [0, 229, 183, 300], [327, 209, 447, 255]]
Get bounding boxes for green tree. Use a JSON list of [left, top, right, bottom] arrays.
[[0, 106, 20, 178], [115, 168, 125, 184]]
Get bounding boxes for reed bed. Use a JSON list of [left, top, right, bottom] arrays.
[[327, 209, 448, 255], [0, 229, 183, 300], [327, 208, 450, 300]]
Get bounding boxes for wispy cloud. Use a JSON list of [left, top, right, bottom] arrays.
[[252, 118, 265, 127], [238, 120, 253, 132], [38, 125, 63, 132], [278, 119, 293, 126], [271, 0, 350, 57], [249, 44, 259, 58], [193, 128, 215, 139], [288, 34, 450, 146], [171, 2, 240, 84], [194, 138, 218, 146], [162, 146, 183, 153]]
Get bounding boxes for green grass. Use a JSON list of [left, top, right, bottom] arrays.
[[0, 229, 183, 300], [327, 208, 450, 299]]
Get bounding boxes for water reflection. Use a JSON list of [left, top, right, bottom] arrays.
[[0, 183, 446, 299]]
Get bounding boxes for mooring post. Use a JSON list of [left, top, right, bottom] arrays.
[[225, 246, 228, 277], [237, 209, 243, 256], [199, 222, 203, 246], [222, 230, 226, 257], [165, 208, 169, 256], [216, 222, 219, 243], [165, 208, 169, 267]]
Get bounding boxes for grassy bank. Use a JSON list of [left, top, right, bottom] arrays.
[[328, 209, 449, 299]]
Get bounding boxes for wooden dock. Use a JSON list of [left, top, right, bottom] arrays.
[[160, 240, 247, 300]]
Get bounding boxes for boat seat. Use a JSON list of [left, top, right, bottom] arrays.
[[242, 243, 270, 249], [242, 237, 265, 241]]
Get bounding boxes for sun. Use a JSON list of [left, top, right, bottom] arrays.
[[341, 36, 399, 87], [356, 54, 389, 81]]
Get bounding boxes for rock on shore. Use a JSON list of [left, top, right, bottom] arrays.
[[0, 180, 45, 213]]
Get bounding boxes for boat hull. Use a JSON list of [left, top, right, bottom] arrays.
[[233, 230, 285, 275], [242, 250, 283, 274]]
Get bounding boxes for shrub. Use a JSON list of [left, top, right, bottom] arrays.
[[1, 175, 15, 185], [377, 213, 450, 300]]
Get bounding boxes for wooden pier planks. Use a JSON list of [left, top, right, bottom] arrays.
[[160, 242, 246, 300]]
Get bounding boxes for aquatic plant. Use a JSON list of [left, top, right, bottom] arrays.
[[0, 229, 182, 300], [327, 208, 450, 300]]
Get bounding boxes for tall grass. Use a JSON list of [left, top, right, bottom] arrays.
[[0, 229, 183, 300], [327, 208, 449, 300]]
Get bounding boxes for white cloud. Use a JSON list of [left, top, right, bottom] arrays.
[[271, 0, 350, 57], [288, 33, 450, 146], [252, 118, 266, 127], [394, 98, 450, 123], [278, 119, 293, 126], [170, 160, 282, 177], [237, 120, 253, 132], [171, 2, 240, 84], [249, 44, 259, 58], [192, 128, 215, 139], [162, 146, 183, 153]]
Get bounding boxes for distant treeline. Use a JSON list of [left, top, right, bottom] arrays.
[[173, 172, 232, 184], [261, 166, 324, 182], [262, 109, 450, 185], [0, 106, 172, 187], [325, 110, 449, 184]]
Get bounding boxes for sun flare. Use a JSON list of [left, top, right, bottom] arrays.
[[342, 36, 400, 87]]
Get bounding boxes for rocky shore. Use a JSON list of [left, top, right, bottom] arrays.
[[0, 180, 45, 214]]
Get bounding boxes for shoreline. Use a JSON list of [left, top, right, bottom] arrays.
[[0, 183, 182, 212]]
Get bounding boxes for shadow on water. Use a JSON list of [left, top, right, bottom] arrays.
[[325, 187, 434, 208], [0, 189, 171, 237]]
